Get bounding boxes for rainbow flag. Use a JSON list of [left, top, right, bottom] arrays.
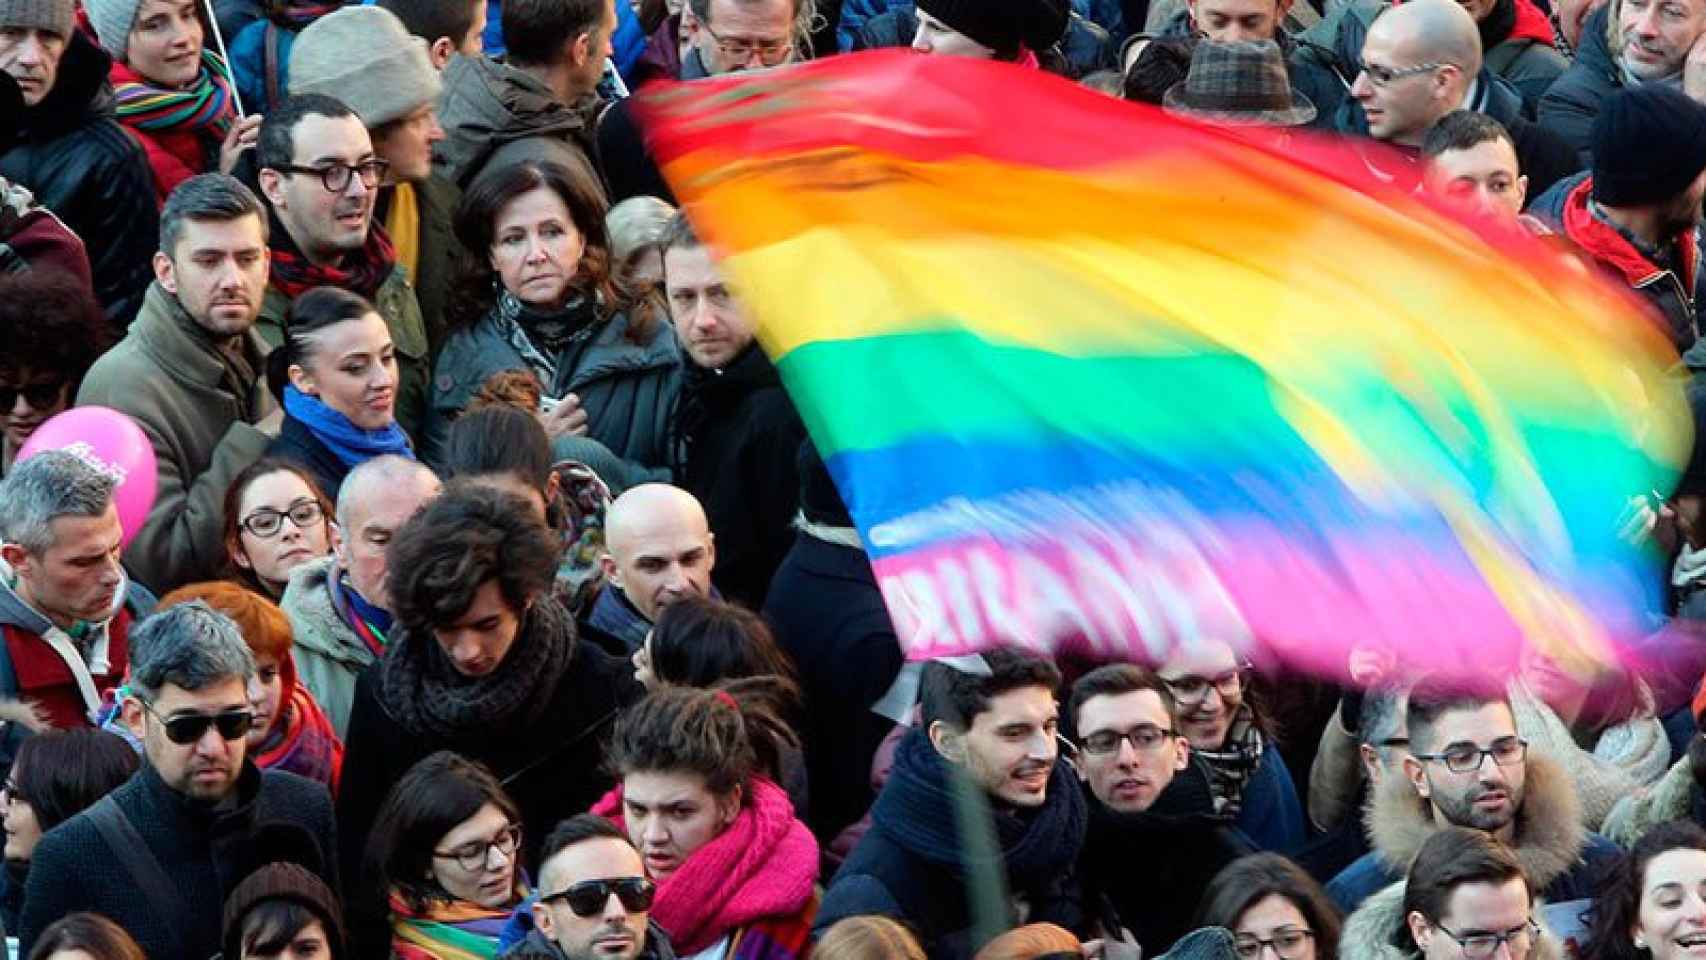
[[638, 51, 1691, 676]]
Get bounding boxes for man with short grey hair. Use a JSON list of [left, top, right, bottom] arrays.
[[0, 449, 154, 738], [17, 602, 338, 959]]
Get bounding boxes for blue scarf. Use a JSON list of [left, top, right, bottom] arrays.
[[283, 385, 414, 469]]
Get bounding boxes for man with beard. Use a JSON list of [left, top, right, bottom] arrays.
[[16, 602, 337, 958], [814, 649, 1093, 959], [507, 814, 678, 960], [1068, 664, 1253, 955], [1326, 676, 1619, 915], [1528, 85, 1706, 353], [255, 95, 431, 448], [77, 174, 282, 594]]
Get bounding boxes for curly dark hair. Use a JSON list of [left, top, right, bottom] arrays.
[[606, 676, 800, 800], [385, 481, 560, 631], [0, 272, 111, 390]]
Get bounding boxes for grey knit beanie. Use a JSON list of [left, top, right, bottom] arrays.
[[289, 6, 440, 128], [0, 0, 74, 42], [82, 0, 143, 59]]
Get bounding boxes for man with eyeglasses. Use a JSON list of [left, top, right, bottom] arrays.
[[1068, 664, 1253, 955], [682, 0, 799, 76], [255, 94, 432, 445], [77, 173, 284, 595], [16, 601, 337, 960], [1327, 676, 1619, 920], [1340, 827, 1559, 960], [510, 814, 677, 960]]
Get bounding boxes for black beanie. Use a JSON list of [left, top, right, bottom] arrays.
[[797, 439, 854, 528], [1591, 85, 1706, 208], [223, 863, 347, 960], [915, 0, 1070, 59]]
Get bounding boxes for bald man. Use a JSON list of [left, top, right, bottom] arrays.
[[584, 483, 717, 653], [281, 455, 442, 735], [1340, 0, 1579, 199]]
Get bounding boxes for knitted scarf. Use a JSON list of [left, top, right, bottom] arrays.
[[591, 778, 819, 955], [337, 574, 391, 657], [268, 0, 345, 29], [281, 385, 414, 470], [255, 682, 344, 793], [493, 288, 600, 390], [1194, 707, 1265, 820], [389, 887, 527, 960], [111, 51, 235, 136], [378, 594, 576, 739], [268, 215, 399, 300]]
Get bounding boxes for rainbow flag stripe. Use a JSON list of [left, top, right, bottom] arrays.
[[638, 51, 1691, 674]]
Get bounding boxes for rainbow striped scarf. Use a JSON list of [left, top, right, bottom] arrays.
[[389, 888, 526, 960], [112, 51, 235, 136]]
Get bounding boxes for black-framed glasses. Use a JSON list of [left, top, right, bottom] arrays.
[[1234, 928, 1315, 959], [540, 877, 657, 917], [1161, 664, 1250, 706], [240, 498, 324, 539], [433, 823, 520, 872], [1359, 60, 1445, 86], [1432, 920, 1539, 960], [701, 22, 793, 64], [1080, 724, 1177, 757], [1413, 736, 1527, 774], [0, 381, 67, 411], [137, 699, 255, 745], [270, 159, 390, 192]]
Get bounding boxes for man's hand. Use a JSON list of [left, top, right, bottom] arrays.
[[256, 404, 285, 438], [1686, 31, 1706, 104], [219, 114, 264, 175], [1347, 646, 1395, 688], [537, 393, 589, 440], [1084, 929, 1143, 960]]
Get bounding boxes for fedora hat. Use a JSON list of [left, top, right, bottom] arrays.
[[1163, 39, 1316, 127]]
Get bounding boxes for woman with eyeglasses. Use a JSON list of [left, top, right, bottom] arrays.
[[1198, 854, 1341, 960], [368, 751, 528, 959], [1581, 820, 1706, 960], [593, 678, 819, 960], [221, 458, 335, 600], [0, 272, 111, 481], [155, 582, 343, 791], [0, 729, 139, 933], [1157, 641, 1306, 853], [266, 287, 414, 501]]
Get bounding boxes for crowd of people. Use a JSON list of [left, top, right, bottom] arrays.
[[3, 0, 1706, 956]]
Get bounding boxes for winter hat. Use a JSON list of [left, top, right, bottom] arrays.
[[914, 0, 1069, 59], [222, 862, 347, 960], [1590, 85, 1706, 208], [0, 0, 72, 41], [289, 6, 439, 128], [82, 0, 143, 59]]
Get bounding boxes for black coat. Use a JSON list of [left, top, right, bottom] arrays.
[[762, 532, 904, 842], [1537, 4, 1620, 167], [0, 31, 157, 328], [17, 762, 337, 960], [671, 345, 807, 609], [266, 413, 351, 502]]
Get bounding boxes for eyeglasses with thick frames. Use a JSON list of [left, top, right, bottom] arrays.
[[1431, 919, 1539, 960], [1079, 724, 1177, 757], [1412, 737, 1528, 774], [701, 23, 793, 64], [0, 381, 66, 411], [240, 498, 325, 539], [1358, 60, 1445, 86], [271, 159, 390, 193], [434, 823, 520, 872], [137, 699, 255, 745], [1234, 927, 1316, 959], [540, 877, 657, 917], [1161, 665, 1250, 706]]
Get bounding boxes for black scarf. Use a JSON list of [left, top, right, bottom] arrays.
[[1478, 0, 1519, 53], [378, 594, 577, 739], [1193, 707, 1265, 819]]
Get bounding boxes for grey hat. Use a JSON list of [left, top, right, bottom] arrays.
[[0, 0, 73, 41], [1163, 39, 1316, 127], [83, 0, 143, 58], [289, 6, 440, 128]]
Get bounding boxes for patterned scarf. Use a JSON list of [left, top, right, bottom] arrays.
[[255, 682, 344, 793], [1194, 706, 1265, 820], [111, 51, 235, 136], [493, 288, 599, 389], [269, 215, 399, 301], [389, 887, 527, 960]]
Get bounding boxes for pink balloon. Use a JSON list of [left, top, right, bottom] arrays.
[[16, 407, 160, 550]]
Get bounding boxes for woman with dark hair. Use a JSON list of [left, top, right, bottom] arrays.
[[27, 912, 147, 960], [267, 287, 413, 499], [1198, 854, 1342, 960], [1582, 820, 1706, 960], [0, 272, 110, 479], [367, 752, 527, 958], [1, 730, 140, 930], [593, 678, 818, 960], [223, 860, 348, 960], [222, 458, 335, 599], [632, 595, 797, 692], [426, 160, 679, 473]]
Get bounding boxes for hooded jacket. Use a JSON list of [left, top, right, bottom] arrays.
[[77, 282, 276, 594], [0, 30, 157, 327], [1536, 4, 1621, 166], [1325, 754, 1621, 913], [278, 556, 376, 739], [1339, 880, 1566, 960], [434, 53, 604, 193]]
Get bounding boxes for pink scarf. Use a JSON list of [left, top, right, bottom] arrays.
[[592, 778, 819, 954]]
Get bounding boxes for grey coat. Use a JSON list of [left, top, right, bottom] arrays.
[[278, 556, 373, 739]]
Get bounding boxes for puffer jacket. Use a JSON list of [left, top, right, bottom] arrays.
[[278, 556, 376, 739], [434, 53, 604, 193], [0, 31, 157, 328], [1536, 4, 1621, 166]]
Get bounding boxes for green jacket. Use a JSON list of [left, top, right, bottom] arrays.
[[396, 175, 463, 359]]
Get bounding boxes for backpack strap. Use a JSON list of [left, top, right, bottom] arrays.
[[87, 795, 193, 958], [263, 22, 283, 111]]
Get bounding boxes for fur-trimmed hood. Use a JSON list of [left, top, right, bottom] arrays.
[[1365, 754, 1586, 890], [1341, 882, 1564, 960]]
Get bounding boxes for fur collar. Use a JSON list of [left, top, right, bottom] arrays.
[[1365, 754, 1586, 889], [1341, 882, 1564, 960]]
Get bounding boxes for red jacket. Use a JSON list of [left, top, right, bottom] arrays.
[[108, 60, 221, 204], [1554, 175, 1701, 350], [0, 610, 132, 729]]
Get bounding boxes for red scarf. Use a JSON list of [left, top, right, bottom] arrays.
[[269, 220, 399, 301], [592, 778, 819, 954]]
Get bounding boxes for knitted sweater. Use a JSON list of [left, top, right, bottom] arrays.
[[1508, 679, 1670, 831]]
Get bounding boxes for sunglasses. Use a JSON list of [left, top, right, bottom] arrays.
[[540, 878, 656, 917], [0, 381, 66, 411], [138, 700, 255, 745]]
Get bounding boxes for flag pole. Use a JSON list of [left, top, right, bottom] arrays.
[[202, 0, 246, 117]]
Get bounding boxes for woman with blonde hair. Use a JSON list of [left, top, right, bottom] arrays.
[[816, 916, 926, 960]]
